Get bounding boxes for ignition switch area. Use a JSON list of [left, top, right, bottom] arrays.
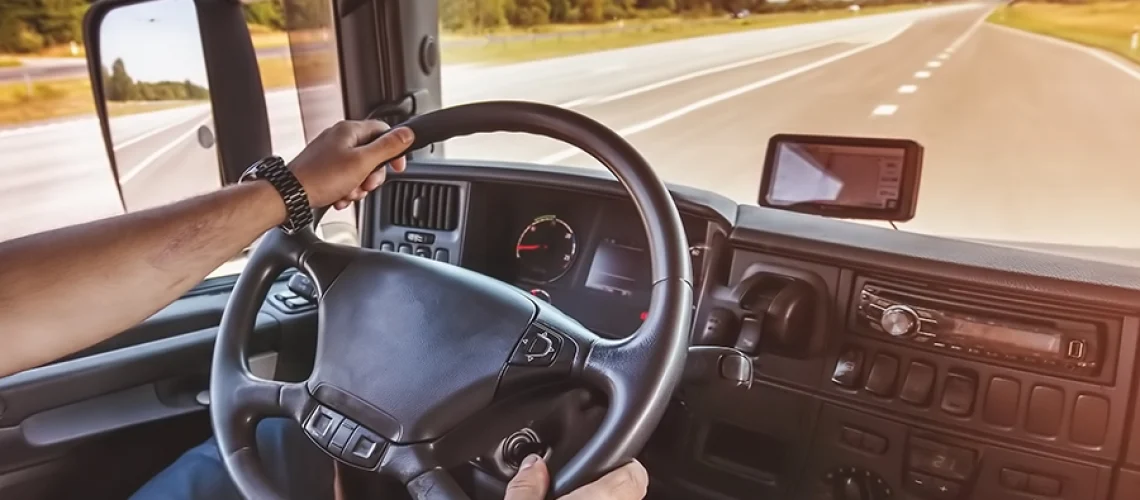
[[500, 428, 551, 469]]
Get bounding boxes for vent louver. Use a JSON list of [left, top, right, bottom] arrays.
[[385, 181, 459, 231]]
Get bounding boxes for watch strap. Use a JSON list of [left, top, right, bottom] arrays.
[[241, 156, 313, 234]]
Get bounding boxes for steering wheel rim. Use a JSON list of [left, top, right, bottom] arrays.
[[211, 101, 693, 499]]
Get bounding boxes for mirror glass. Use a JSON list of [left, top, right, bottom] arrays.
[[99, 0, 220, 212]]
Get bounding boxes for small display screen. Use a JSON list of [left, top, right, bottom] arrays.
[[946, 315, 1062, 354], [585, 239, 649, 297], [767, 142, 906, 210]]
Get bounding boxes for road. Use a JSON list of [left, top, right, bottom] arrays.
[[4, 2, 1140, 264]]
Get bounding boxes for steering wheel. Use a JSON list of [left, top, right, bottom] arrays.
[[210, 101, 693, 499]]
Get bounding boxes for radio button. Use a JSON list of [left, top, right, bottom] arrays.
[[881, 305, 920, 337], [1067, 340, 1086, 360], [900, 362, 936, 406], [1070, 394, 1109, 446], [865, 354, 900, 397], [908, 438, 976, 481], [983, 377, 1021, 427], [832, 347, 865, 388], [1026, 385, 1064, 436], [940, 372, 977, 417]]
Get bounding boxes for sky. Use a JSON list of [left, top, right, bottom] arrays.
[[99, 0, 210, 87]]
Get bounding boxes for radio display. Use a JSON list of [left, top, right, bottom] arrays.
[[946, 315, 1062, 354]]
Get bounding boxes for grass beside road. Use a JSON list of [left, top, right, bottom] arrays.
[[1, 54, 301, 126], [988, 1, 1140, 65], [0, 57, 20, 68], [0, 79, 94, 124], [441, 3, 931, 64]]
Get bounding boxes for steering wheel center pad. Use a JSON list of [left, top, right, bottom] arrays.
[[306, 249, 538, 443]]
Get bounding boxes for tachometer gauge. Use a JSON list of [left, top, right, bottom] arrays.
[[516, 215, 577, 283]]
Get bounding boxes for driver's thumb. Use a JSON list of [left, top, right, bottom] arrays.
[[505, 455, 550, 500]]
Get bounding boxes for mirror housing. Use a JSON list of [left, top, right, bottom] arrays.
[[83, 0, 272, 187]]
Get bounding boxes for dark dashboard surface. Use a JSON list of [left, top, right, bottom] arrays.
[[368, 160, 1140, 500]]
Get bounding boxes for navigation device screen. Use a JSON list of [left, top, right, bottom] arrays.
[[766, 142, 906, 210]]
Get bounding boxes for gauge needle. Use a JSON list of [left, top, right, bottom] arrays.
[[517, 244, 544, 251]]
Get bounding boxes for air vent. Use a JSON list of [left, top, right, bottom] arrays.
[[385, 181, 459, 231]]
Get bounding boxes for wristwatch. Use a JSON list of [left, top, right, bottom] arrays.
[[239, 156, 314, 235]]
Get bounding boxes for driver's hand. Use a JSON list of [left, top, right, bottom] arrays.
[[286, 120, 414, 210], [505, 455, 648, 500]]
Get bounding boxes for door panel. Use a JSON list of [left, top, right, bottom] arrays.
[[0, 276, 318, 500]]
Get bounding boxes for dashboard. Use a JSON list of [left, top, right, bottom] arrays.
[[366, 159, 1140, 500]]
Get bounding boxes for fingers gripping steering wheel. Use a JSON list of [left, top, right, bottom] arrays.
[[210, 101, 693, 499]]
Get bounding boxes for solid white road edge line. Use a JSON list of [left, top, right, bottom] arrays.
[[113, 110, 211, 152], [945, 6, 996, 53], [558, 96, 599, 108], [989, 23, 1140, 83], [119, 116, 211, 184], [535, 23, 913, 165]]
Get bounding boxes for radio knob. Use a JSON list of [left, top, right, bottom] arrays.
[[880, 305, 920, 338]]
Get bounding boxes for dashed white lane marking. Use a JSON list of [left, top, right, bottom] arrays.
[[871, 104, 899, 116], [120, 116, 211, 183], [945, 6, 995, 53], [898, 85, 918, 94], [592, 38, 838, 105], [535, 23, 914, 165], [558, 96, 598, 108], [927, 61, 943, 68], [938, 53, 951, 60], [914, 71, 932, 79], [989, 24, 1140, 83]]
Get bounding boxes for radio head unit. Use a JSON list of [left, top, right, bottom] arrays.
[[854, 283, 1103, 379]]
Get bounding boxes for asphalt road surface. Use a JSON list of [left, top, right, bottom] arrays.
[[4, 2, 1140, 265]]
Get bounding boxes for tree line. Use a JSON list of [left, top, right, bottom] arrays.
[[1, 0, 964, 53], [0, 0, 88, 53], [440, 0, 947, 31], [104, 58, 209, 102]]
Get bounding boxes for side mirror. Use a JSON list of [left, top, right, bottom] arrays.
[[84, 0, 273, 203], [88, 0, 220, 210]]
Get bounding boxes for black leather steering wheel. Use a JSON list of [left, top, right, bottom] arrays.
[[210, 101, 693, 499]]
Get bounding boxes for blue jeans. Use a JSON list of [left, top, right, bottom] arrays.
[[129, 418, 335, 500]]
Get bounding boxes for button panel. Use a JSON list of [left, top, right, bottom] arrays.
[[838, 425, 889, 455], [379, 239, 453, 263], [905, 471, 961, 500], [509, 325, 563, 367], [303, 405, 387, 469], [825, 335, 1122, 458]]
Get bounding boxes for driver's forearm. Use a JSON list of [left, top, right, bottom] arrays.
[[0, 181, 285, 377]]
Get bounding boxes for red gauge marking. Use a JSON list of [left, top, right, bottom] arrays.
[[639, 311, 648, 321], [516, 244, 544, 251]]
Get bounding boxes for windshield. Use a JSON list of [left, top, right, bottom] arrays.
[[438, 0, 1140, 267]]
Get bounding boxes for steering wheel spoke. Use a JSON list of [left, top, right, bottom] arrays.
[[378, 443, 471, 500]]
